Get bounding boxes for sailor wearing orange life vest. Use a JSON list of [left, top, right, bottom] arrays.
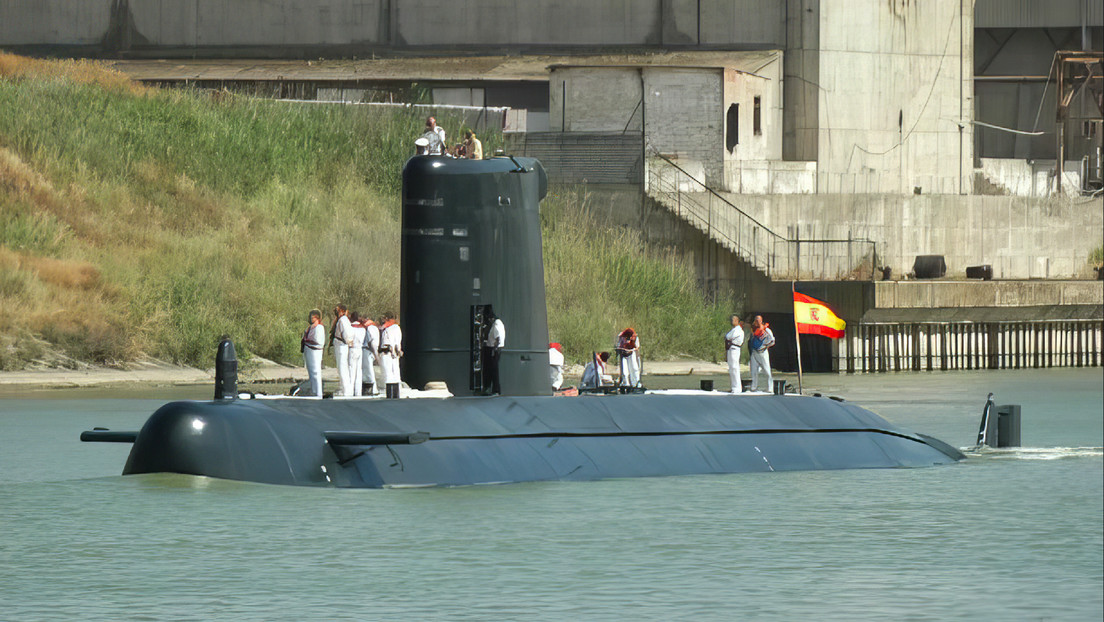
[[331, 305, 353, 397], [361, 317, 380, 396], [724, 314, 744, 394], [378, 313, 403, 399], [616, 328, 641, 387], [748, 314, 775, 392], [347, 312, 366, 397], [300, 309, 325, 397]]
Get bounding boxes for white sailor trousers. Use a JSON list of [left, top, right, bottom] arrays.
[[726, 348, 742, 393], [304, 349, 323, 397], [347, 347, 363, 396], [362, 350, 377, 389], [749, 349, 772, 391], [334, 343, 351, 396]]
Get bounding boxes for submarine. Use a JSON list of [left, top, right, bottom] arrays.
[[81, 155, 965, 487]]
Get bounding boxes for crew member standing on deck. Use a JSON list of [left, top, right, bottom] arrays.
[[379, 312, 404, 399], [331, 305, 353, 397], [724, 314, 745, 394], [616, 328, 641, 387], [748, 314, 776, 392], [361, 315, 380, 396], [301, 309, 325, 397], [548, 342, 565, 391], [348, 312, 366, 397], [482, 306, 505, 395]]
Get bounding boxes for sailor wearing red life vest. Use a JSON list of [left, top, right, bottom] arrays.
[[616, 328, 641, 387], [347, 312, 367, 397], [331, 305, 353, 397], [378, 313, 403, 399], [361, 317, 380, 396], [300, 309, 325, 397], [748, 314, 776, 392]]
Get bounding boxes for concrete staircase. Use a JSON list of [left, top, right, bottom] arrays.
[[645, 155, 877, 282]]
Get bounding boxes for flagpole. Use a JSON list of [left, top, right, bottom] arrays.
[[792, 281, 803, 395]]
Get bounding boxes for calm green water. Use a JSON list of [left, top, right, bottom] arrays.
[[1, 369, 1101, 621]]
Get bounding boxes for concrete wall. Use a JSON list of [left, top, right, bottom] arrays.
[[0, 0, 790, 52], [722, 56, 782, 162], [713, 191, 1104, 280], [978, 158, 1084, 197], [549, 67, 642, 132], [874, 280, 1104, 309], [816, 0, 973, 194], [724, 161, 817, 194], [783, 0, 820, 162], [643, 68, 724, 186]]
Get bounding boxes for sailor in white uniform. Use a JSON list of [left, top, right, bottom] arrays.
[[348, 312, 366, 397], [581, 352, 610, 389], [379, 313, 403, 399], [548, 342, 565, 391], [300, 309, 325, 397], [616, 328, 641, 387], [482, 308, 505, 395], [748, 314, 776, 393], [331, 305, 353, 397], [724, 314, 745, 394], [361, 317, 380, 395]]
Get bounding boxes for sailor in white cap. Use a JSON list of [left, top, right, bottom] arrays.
[[414, 136, 430, 155]]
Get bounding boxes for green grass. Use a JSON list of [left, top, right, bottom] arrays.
[[0, 57, 729, 369]]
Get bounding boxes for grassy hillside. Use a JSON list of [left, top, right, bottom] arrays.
[[0, 54, 729, 371]]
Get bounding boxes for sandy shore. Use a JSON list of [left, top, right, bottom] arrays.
[[0, 358, 729, 390]]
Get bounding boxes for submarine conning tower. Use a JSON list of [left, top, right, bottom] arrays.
[[401, 156, 550, 397]]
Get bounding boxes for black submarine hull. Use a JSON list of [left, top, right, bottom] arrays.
[[119, 393, 963, 487]]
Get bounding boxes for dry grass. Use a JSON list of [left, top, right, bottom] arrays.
[[1, 53, 723, 369], [0, 52, 148, 95]]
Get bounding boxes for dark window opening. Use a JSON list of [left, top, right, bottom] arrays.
[[726, 103, 739, 152], [753, 96, 762, 136]]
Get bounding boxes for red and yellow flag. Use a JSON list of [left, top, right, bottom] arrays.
[[793, 292, 846, 339]]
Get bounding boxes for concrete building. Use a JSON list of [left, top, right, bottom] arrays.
[[974, 0, 1104, 196], [546, 52, 788, 192]]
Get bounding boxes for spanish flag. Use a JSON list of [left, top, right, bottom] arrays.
[[793, 292, 846, 339]]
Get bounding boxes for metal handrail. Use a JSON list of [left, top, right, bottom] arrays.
[[646, 151, 878, 281]]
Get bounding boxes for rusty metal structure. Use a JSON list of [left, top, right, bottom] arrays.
[[1054, 51, 1104, 193]]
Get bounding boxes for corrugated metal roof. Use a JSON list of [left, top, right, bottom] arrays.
[[976, 0, 1103, 29]]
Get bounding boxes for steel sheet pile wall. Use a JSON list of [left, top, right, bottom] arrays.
[[840, 320, 1104, 372]]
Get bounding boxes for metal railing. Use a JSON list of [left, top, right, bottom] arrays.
[[646, 153, 878, 281]]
